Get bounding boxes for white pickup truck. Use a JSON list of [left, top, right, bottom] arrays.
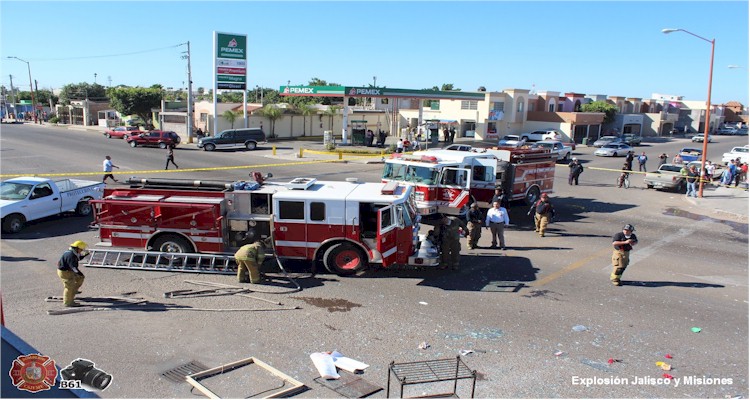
[[1, 177, 105, 233], [721, 146, 749, 165], [533, 140, 573, 162]]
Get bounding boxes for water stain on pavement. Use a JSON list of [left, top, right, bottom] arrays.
[[522, 289, 561, 300], [445, 328, 504, 340], [580, 358, 613, 373], [664, 207, 748, 235], [292, 297, 362, 312]]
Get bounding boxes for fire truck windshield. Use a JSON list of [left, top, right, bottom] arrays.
[[382, 163, 439, 185]]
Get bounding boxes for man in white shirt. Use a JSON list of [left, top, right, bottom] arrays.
[[102, 155, 120, 183], [484, 201, 510, 249]]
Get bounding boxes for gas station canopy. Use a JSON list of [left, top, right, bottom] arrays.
[[279, 86, 485, 100]]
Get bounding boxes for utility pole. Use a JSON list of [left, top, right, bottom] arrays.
[[8, 75, 17, 120], [185, 41, 194, 143]]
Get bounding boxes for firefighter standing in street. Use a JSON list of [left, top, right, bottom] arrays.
[[57, 241, 89, 307], [235, 237, 270, 283], [466, 203, 483, 250], [437, 215, 467, 269], [610, 224, 638, 286], [528, 193, 555, 237]]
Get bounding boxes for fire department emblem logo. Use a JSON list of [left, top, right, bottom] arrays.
[[227, 38, 238, 47], [441, 188, 457, 201], [8, 354, 57, 393]]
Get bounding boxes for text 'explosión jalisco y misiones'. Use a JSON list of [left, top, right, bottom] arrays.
[[572, 375, 733, 388]]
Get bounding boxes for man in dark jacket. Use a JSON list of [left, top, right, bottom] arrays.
[[466, 203, 483, 250], [436, 215, 467, 269], [568, 158, 584, 185], [528, 193, 555, 237]]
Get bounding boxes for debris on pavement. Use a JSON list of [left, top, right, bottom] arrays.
[[418, 342, 431, 350], [665, 354, 673, 359], [419, 301, 428, 305], [691, 327, 702, 333], [554, 351, 565, 357], [656, 361, 672, 371], [607, 358, 622, 364], [572, 325, 588, 332], [459, 350, 474, 356], [662, 373, 674, 380]]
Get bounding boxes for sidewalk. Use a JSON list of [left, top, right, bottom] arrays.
[[684, 184, 749, 220]]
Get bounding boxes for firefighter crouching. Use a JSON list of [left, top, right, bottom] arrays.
[[528, 193, 555, 237], [437, 215, 467, 270], [57, 240, 89, 307], [466, 203, 483, 250], [235, 237, 271, 284]]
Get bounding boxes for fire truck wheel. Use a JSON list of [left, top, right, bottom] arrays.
[[151, 234, 194, 253], [324, 243, 366, 276], [525, 186, 540, 206]]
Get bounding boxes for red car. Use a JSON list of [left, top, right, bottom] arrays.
[[104, 126, 141, 139], [126, 130, 181, 148]]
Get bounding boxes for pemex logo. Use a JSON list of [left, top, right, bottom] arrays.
[[9, 354, 58, 393], [348, 88, 357, 96], [227, 38, 238, 47]]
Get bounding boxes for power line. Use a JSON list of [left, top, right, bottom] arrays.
[[25, 44, 185, 62]]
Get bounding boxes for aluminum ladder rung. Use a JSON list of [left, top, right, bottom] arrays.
[[83, 249, 238, 275]]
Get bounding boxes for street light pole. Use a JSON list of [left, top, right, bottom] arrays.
[[662, 28, 714, 198], [7, 56, 38, 123]]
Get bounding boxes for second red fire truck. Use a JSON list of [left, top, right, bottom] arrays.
[[381, 146, 557, 221]]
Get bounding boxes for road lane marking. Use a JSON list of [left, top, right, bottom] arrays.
[[531, 247, 612, 287]]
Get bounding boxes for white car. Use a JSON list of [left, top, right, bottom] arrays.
[[721, 146, 750, 165], [594, 143, 633, 157], [498, 134, 526, 147], [691, 134, 713, 143]]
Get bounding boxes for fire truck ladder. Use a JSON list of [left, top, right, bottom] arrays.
[[83, 249, 237, 275]]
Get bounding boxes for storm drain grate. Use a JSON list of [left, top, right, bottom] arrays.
[[160, 361, 210, 383]]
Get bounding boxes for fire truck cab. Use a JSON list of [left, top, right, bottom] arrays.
[[382, 146, 557, 221], [92, 177, 439, 276]]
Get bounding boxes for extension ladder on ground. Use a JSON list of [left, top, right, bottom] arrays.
[[83, 249, 237, 275]]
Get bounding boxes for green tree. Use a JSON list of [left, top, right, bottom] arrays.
[[299, 104, 315, 137], [59, 83, 107, 105], [219, 91, 243, 103], [15, 89, 58, 106], [222, 109, 240, 129], [307, 78, 342, 105], [258, 105, 282, 138], [107, 86, 162, 129], [322, 106, 340, 131], [581, 101, 617, 124]]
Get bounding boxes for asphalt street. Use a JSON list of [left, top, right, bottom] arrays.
[[1, 123, 748, 398]]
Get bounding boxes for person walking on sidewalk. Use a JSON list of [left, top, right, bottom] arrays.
[[610, 224, 638, 286], [165, 145, 179, 170], [102, 156, 119, 183]]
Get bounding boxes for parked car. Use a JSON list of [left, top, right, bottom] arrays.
[[497, 134, 526, 147], [531, 140, 573, 162], [678, 147, 703, 162], [716, 126, 739, 135], [691, 134, 713, 143], [126, 130, 181, 148], [621, 134, 642, 146], [1, 177, 104, 233], [519, 129, 562, 143], [594, 142, 633, 157], [197, 128, 266, 151], [721, 146, 750, 165], [643, 164, 687, 192], [104, 126, 140, 139], [592, 136, 621, 147], [443, 144, 473, 152]]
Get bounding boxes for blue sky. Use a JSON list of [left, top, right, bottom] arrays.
[[1, 1, 747, 105]]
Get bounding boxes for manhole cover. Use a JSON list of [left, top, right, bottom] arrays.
[[160, 361, 210, 383]]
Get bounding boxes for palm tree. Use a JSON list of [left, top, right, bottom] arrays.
[[322, 106, 340, 132], [222, 110, 239, 129], [258, 105, 282, 139], [299, 104, 315, 137]]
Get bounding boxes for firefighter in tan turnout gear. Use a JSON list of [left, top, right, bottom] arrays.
[[437, 215, 467, 269], [235, 237, 271, 283]]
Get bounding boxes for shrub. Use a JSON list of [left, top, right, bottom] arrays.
[[325, 142, 336, 151], [49, 116, 60, 124]]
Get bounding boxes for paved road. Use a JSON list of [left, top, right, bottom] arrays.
[[1, 123, 748, 398]]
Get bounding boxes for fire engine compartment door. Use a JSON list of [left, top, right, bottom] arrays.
[[437, 167, 471, 211], [376, 205, 398, 266]]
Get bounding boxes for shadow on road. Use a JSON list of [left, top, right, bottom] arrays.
[[1, 214, 96, 240]]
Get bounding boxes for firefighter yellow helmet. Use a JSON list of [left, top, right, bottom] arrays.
[[70, 240, 88, 250]]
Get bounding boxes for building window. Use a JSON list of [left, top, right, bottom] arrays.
[[492, 102, 504, 111], [517, 98, 524, 113], [278, 201, 304, 220], [310, 202, 325, 221], [200, 113, 208, 122], [461, 101, 478, 110]]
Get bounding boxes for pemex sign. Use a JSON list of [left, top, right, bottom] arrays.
[[214, 32, 247, 90]]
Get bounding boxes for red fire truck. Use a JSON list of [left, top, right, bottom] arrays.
[[381, 146, 557, 220], [90, 176, 438, 276]]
